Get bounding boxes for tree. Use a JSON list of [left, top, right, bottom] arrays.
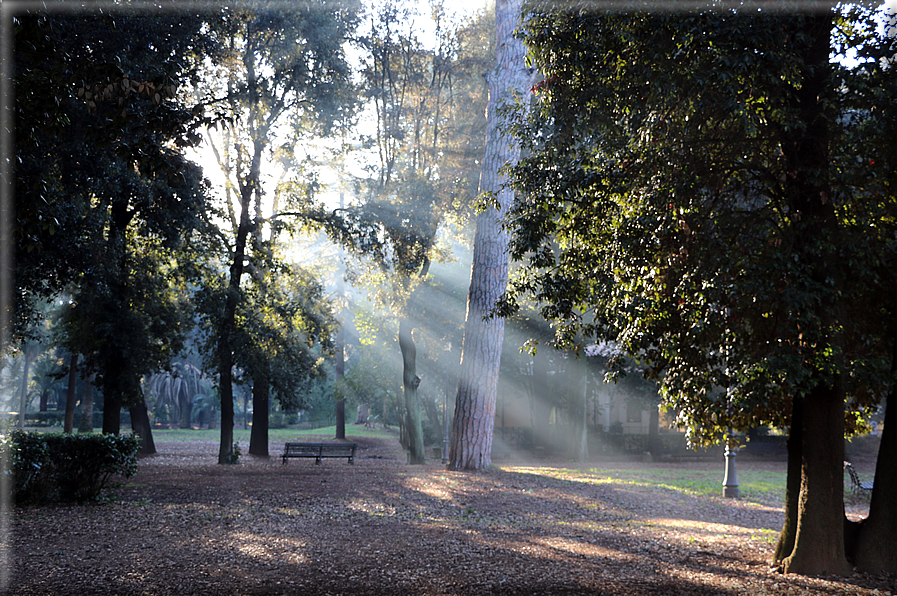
[[194, 0, 359, 463], [505, 2, 895, 575], [447, 0, 536, 471], [350, 0, 491, 463], [13, 7, 215, 450]]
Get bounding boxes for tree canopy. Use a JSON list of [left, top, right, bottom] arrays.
[[505, 0, 896, 575]]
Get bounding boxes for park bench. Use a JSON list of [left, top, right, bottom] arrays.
[[844, 461, 874, 495], [282, 442, 357, 465]]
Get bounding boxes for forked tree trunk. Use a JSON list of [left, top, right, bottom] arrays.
[[448, 0, 536, 471]]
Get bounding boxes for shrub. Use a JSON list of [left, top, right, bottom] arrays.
[[2, 431, 140, 504]]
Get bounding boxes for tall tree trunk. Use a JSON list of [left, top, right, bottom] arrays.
[[853, 318, 897, 573], [218, 175, 254, 464], [774, 395, 804, 564], [249, 380, 269, 457], [777, 8, 851, 577], [78, 376, 94, 433], [448, 0, 536, 471], [129, 398, 156, 455], [64, 353, 78, 433], [400, 318, 426, 464]]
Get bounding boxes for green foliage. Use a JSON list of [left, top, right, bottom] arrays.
[[506, 4, 897, 446], [3, 431, 140, 503], [224, 441, 241, 465]]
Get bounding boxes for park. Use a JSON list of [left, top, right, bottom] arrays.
[[4, 0, 897, 588], [4, 426, 893, 595]]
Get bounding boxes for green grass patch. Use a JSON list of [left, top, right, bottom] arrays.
[[148, 424, 396, 443], [503, 466, 787, 507]]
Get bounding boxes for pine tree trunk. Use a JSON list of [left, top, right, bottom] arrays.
[[249, 380, 270, 457], [448, 0, 536, 471]]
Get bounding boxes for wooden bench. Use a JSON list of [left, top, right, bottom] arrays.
[[844, 461, 874, 495], [282, 442, 357, 465]]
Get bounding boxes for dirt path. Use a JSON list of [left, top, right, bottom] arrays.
[[5, 436, 894, 595]]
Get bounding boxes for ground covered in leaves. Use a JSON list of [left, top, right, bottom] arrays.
[[5, 433, 895, 595]]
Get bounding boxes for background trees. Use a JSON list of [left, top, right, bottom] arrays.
[[13, 7, 216, 449], [345, 0, 491, 463], [193, 0, 359, 463], [506, 2, 895, 575]]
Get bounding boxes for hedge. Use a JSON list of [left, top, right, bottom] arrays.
[[2, 431, 140, 504]]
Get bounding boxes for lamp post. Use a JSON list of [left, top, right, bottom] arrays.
[[722, 430, 740, 498]]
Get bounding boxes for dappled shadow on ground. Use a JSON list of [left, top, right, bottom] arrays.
[[5, 436, 893, 596]]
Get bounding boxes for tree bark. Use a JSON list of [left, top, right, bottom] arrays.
[[249, 380, 270, 457], [781, 382, 851, 575], [448, 0, 536, 471], [853, 319, 897, 573], [129, 398, 156, 455], [776, 8, 851, 577], [400, 318, 426, 464], [64, 353, 78, 434], [774, 395, 804, 564], [218, 164, 256, 464], [102, 394, 121, 435]]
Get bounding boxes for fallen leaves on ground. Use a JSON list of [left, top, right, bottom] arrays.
[[5, 435, 894, 596]]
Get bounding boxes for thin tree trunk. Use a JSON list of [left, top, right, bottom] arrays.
[[249, 380, 270, 457], [78, 376, 94, 433], [218, 177, 254, 464], [64, 353, 78, 433], [17, 344, 37, 429], [335, 326, 346, 440], [448, 0, 536, 471], [774, 395, 804, 564]]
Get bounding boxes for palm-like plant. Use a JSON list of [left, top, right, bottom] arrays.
[[144, 360, 211, 428]]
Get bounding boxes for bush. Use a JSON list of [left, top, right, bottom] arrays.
[[2, 431, 140, 504]]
